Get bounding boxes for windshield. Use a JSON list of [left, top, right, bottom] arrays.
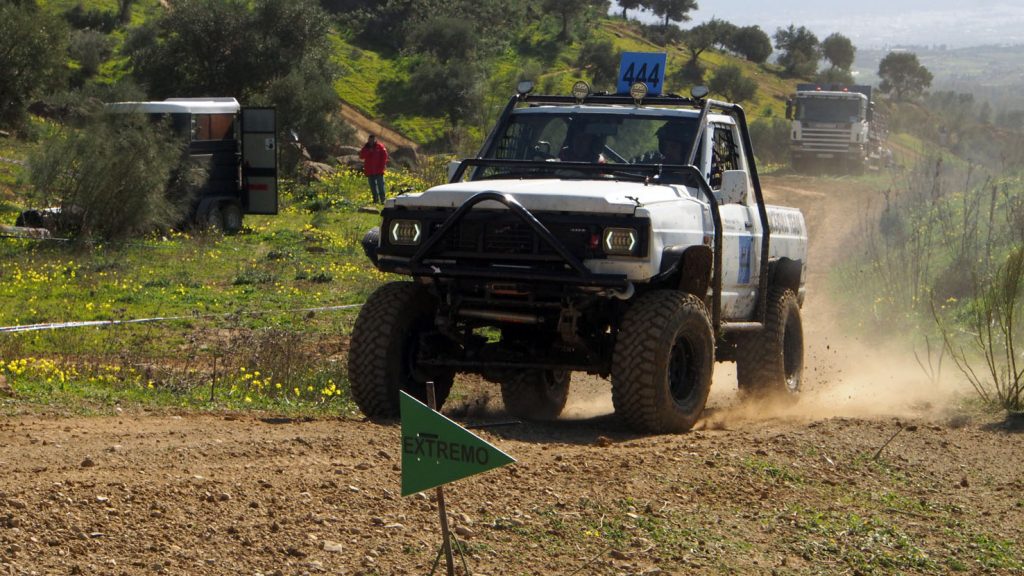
[[476, 111, 700, 179], [796, 96, 865, 123]]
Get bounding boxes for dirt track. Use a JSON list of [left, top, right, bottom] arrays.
[[2, 174, 1022, 575], [339, 100, 418, 153]]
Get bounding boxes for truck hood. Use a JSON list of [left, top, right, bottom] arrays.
[[389, 179, 699, 215]]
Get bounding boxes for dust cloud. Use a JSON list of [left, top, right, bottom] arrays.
[[556, 331, 968, 429], [559, 287, 969, 428]]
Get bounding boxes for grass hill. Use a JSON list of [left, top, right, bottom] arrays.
[[25, 1, 801, 151], [331, 18, 797, 147]]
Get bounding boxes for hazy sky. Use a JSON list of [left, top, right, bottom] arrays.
[[620, 1, 1024, 48]]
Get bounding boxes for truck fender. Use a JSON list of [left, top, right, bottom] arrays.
[[659, 245, 713, 298], [768, 257, 803, 296]]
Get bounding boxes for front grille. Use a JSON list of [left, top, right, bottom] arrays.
[[431, 218, 592, 260], [485, 222, 533, 253], [443, 221, 481, 251], [800, 126, 853, 152], [387, 210, 649, 263]]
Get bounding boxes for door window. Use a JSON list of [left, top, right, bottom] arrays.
[[709, 124, 739, 190]]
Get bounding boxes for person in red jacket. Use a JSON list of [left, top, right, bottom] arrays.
[[358, 134, 389, 204]]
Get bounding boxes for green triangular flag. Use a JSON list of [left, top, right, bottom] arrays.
[[400, 391, 515, 496]]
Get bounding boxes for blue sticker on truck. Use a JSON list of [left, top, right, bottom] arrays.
[[738, 236, 753, 284]]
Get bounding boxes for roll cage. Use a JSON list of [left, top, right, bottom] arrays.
[[411, 90, 774, 334]]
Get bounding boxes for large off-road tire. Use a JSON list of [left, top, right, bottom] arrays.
[[347, 282, 454, 417], [736, 287, 803, 400], [500, 370, 570, 420], [611, 291, 714, 433]]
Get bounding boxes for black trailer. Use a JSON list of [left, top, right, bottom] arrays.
[[104, 98, 278, 232]]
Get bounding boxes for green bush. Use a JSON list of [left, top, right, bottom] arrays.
[[709, 65, 758, 104], [27, 113, 199, 241], [748, 117, 790, 166]]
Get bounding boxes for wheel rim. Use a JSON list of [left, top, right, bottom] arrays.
[[402, 315, 453, 404], [669, 336, 698, 406]]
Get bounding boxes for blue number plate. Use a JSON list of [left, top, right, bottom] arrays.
[[617, 52, 667, 96]]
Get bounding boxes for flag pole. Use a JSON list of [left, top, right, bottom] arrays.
[[426, 381, 456, 576]]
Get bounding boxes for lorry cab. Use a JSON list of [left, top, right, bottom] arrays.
[[104, 98, 278, 232], [787, 83, 874, 172]]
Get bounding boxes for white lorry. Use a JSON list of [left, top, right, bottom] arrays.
[[787, 83, 879, 173], [350, 82, 808, 433]]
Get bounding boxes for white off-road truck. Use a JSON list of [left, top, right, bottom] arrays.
[[349, 81, 808, 433]]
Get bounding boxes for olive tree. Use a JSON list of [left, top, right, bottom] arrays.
[[728, 25, 772, 64], [878, 51, 933, 101], [646, 0, 698, 28], [28, 114, 198, 241], [125, 0, 344, 165], [773, 25, 819, 78], [821, 32, 855, 71], [0, 3, 68, 129], [709, 65, 757, 104]]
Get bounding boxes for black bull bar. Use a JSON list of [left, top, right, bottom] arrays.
[[377, 160, 726, 330]]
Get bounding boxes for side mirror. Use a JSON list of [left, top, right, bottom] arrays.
[[447, 160, 463, 182], [718, 170, 749, 204]]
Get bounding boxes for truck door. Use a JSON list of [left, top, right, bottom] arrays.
[[708, 123, 758, 319], [241, 108, 278, 214]]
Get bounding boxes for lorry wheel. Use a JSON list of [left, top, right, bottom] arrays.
[[347, 282, 454, 417], [500, 370, 570, 420], [736, 287, 803, 400], [611, 291, 714, 433]]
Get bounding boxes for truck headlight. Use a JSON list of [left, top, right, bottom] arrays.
[[602, 227, 638, 255], [389, 219, 422, 245]]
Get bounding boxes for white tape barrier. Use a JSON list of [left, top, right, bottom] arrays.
[[0, 304, 363, 334]]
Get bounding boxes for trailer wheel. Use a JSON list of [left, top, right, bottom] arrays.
[[500, 370, 570, 420], [204, 202, 242, 234], [347, 282, 454, 417], [736, 287, 803, 401], [221, 203, 242, 234], [611, 291, 714, 433]]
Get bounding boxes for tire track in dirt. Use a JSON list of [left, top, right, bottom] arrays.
[[338, 98, 418, 154]]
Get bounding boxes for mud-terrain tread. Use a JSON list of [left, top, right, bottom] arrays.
[[736, 287, 803, 399], [500, 370, 570, 420], [611, 291, 714, 433], [347, 282, 451, 417]]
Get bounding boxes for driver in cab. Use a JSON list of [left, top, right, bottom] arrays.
[[559, 129, 607, 163]]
